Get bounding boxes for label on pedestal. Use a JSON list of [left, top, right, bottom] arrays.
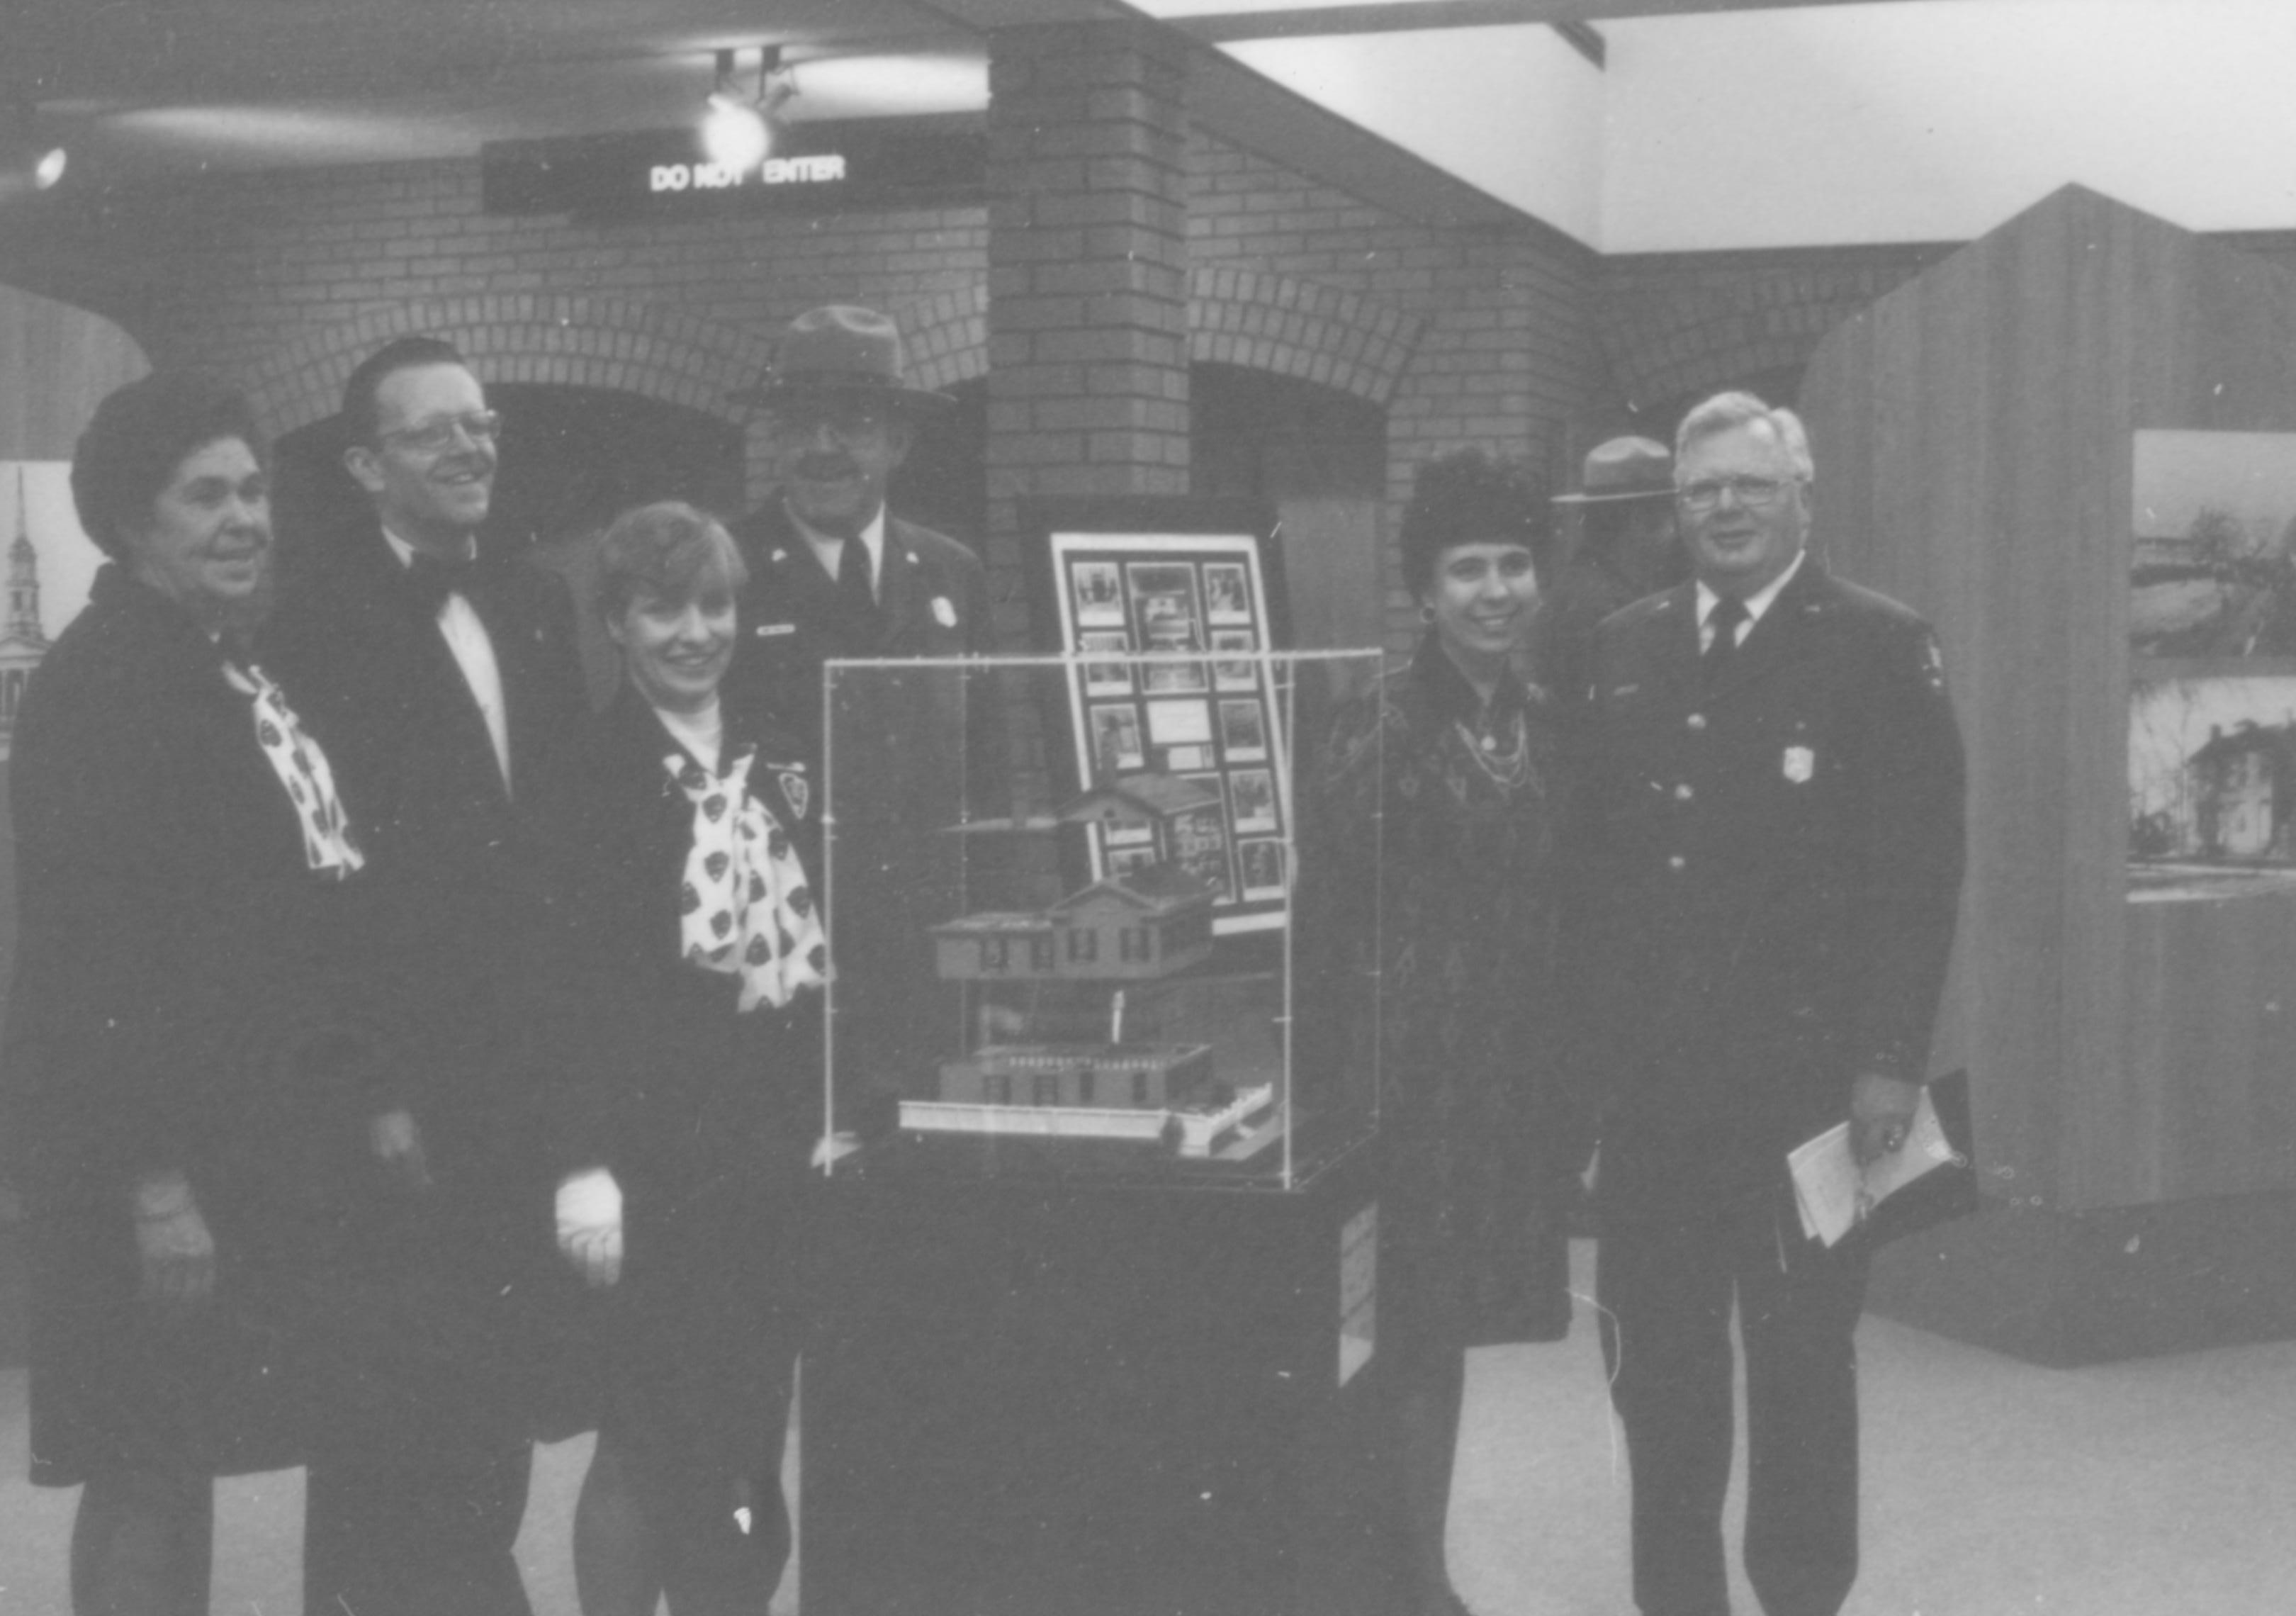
[[1339, 1201, 1378, 1387]]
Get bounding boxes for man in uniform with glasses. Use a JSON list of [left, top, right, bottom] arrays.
[[264, 335, 592, 1615], [727, 303, 989, 744], [724, 300, 996, 1095], [1560, 391, 1966, 1616], [721, 304, 996, 1585]]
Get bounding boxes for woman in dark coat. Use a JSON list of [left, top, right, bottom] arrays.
[[2, 374, 382, 1612], [1302, 449, 1578, 1616], [551, 501, 828, 1616]]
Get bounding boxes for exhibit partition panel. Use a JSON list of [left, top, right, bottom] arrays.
[[1801, 184, 2296, 1362]]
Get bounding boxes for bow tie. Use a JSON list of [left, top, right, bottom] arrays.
[[402, 549, 479, 616]]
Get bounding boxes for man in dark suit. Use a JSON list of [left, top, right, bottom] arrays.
[[726, 304, 996, 1100], [263, 335, 592, 1615], [1563, 391, 1966, 1616]]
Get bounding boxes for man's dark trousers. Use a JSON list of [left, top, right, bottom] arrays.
[[1599, 1182, 1869, 1616]]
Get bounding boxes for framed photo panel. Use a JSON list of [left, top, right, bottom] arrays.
[[1024, 498, 1290, 934]]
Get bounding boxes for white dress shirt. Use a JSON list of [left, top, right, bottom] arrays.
[[790, 505, 888, 603], [653, 695, 725, 775], [1696, 546, 1808, 653], [382, 527, 511, 792]]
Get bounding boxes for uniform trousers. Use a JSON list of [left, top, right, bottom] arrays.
[[1597, 1181, 1869, 1616]]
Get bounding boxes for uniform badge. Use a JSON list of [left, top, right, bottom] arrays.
[[932, 595, 957, 629], [778, 769, 811, 820], [1783, 745, 1815, 784], [754, 622, 796, 638]]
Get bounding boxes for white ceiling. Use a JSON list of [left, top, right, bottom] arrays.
[[13, 0, 2296, 253]]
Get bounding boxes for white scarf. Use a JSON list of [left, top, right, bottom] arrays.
[[668, 748, 828, 1011], [225, 661, 365, 880]]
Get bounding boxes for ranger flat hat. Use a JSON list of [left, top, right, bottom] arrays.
[[729, 303, 954, 413], [1553, 435, 1674, 504]]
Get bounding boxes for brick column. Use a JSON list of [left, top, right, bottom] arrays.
[[983, 18, 1192, 649]]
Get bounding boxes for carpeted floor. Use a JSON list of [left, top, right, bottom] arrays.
[[3, 1241, 2293, 1614]]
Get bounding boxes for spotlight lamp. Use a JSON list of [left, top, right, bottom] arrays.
[[701, 45, 796, 171], [4, 100, 67, 193]]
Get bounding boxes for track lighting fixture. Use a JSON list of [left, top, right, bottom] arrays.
[[702, 45, 797, 171], [2, 101, 66, 195]]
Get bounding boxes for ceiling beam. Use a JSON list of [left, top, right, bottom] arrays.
[[1166, 0, 1923, 43], [918, 0, 1546, 233]]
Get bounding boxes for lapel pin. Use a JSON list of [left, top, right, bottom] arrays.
[[932, 595, 957, 629], [1783, 745, 1815, 783]]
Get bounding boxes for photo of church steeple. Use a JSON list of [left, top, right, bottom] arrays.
[[0, 468, 53, 761]]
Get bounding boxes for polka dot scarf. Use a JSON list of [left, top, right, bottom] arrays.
[[669, 748, 829, 1012], [225, 661, 365, 880]]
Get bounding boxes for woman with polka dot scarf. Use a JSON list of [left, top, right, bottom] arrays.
[[550, 500, 828, 1616]]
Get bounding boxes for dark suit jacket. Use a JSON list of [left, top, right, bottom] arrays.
[[259, 515, 594, 1238], [1560, 556, 1966, 1211]]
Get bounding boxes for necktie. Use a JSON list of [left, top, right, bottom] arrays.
[[835, 539, 877, 628], [224, 661, 366, 879], [670, 748, 831, 1012], [1704, 594, 1748, 687]]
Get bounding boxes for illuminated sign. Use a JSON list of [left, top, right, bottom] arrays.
[[483, 120, 982, 218], [646, 153, 848, 193]]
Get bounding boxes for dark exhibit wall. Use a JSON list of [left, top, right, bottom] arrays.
[[1803, 185, 2296, 1363]]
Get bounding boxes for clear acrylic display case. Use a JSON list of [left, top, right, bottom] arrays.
[[818, 648, 1385, 1191]]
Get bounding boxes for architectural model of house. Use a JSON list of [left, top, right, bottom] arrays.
[[940, 1042, 1215, 1109], [930, 862, 1215, 982], [1060, 772, 1222, 831]]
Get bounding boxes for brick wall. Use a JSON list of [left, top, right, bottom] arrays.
[[1186, 135, 1602, 643], [0, 162, 988, 512], [2, 119, 1607, 653], [1595, 242, 1957, 420]]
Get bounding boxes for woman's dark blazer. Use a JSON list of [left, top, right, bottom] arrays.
[[552, 683, 824, 1206], [2, 564, 391, 1483]]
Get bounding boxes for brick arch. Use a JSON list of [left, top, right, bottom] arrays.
[[900, 286, 989, 395], [1597, 259, 1927, 410], [244, 296, 777, 439], [1188, 268, 1422, 408]]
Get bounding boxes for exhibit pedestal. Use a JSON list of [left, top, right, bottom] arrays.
[[801, 1143, 1396, 1616], [1867, 1190, 2296, 1367]]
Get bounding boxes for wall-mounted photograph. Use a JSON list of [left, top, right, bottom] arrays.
[[2128, 671, 2296, 899], [0, 463, 105, 761], [2131, 430, 2296, 658], [1035, 508, 1290, 933]]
